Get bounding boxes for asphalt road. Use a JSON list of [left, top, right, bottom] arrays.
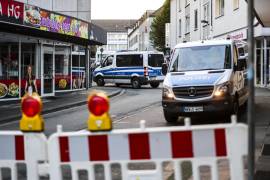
[[0, 84, 246, 135]]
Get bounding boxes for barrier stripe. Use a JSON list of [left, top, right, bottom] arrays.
[[57, 129, 228, 162], [88, 135, 109, 161], [59, 137, 70, 162], [69, 136, 89, 161], [193, 130, 215, 157], [129, 133, 151, 160], [214, 129, 227, 156], [171, 131, 193, 158], [108, 134, 130, 160], [15, 136, 25, 160], [0, 136, 15, 160], [150, 132, 172, 159]]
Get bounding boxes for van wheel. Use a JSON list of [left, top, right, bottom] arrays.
[[131, 78, 141, 89], [163, 110, 178, 123], [96, 76, 105, 86], [150, 82, 160, 88]]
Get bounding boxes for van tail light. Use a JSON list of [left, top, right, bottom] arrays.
[[144, 67, 149, 76]]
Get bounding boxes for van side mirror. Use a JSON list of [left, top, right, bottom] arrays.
[[162, 63, 168, 75]]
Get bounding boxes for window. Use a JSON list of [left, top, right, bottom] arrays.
[[148, 54, 164, 67], [194, 9, 198, 30], [233, 0, 239, 10], [203, 3, 210, 24], [185, 15, 190, 34], [170, 45, 232, 72], [215, 0, 224, 17], [102, 55, 113, 67], [179, 19, 182, 37], [116, 54, 143, 67]]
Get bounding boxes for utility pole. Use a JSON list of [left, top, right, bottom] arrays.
[[247, 0, 255, 179]]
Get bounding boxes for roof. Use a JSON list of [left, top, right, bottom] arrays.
[[128, 8, 162, 37], [92, 19, 137, 32], [174, 40, 234, 48], [254, 0, 270, 27]]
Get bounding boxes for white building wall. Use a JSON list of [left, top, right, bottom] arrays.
[[128, 16, 156, 51], [213, 0, 247, 39], [170, 0, 178, 48], [103, 32, 128, 51]]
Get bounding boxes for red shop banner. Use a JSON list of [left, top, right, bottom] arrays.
[[0, 0, 24, 24]]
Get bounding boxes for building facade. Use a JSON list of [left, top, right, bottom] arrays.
[[92, 20, 136, 51], [0, 0, 105, 101], [128, 10, 157, 51], [17, 0, 91, 22], [170, 0, 270, 87]]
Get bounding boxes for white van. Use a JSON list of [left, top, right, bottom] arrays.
[[162, 40, 248, 122], [93, 51, 165, 88]]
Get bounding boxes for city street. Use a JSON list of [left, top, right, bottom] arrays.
[[0, 84, 270, 179], [0, 84, 247, 135]]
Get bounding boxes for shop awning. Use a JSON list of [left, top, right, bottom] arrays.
[[254, 0, 270, 27]]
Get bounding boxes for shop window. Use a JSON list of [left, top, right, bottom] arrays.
[[21, 43, 38, 96], [55, 47, 71, 91], [0, 41, 20, 100], [72, 50, 86, 90]]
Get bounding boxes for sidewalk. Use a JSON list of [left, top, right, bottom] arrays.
[[254, 88, 270, 179], [0, 86, 122, 124]]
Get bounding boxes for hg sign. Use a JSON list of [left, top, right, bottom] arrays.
[[0, 0, 24, 21]]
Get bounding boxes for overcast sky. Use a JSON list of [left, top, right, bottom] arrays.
[[91, 0, 165, 19]]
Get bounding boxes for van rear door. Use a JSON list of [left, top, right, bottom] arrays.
[[148, 54, 165, 80]]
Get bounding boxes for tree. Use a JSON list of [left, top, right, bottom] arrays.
[[150, 0, 170, 52]]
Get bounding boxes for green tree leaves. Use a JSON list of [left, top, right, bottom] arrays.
[[150, 0, 170, 52]]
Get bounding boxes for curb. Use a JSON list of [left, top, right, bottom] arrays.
[[0, 89, 123, 125]]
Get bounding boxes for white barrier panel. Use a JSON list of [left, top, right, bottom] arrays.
[[48, 122, 247, 180], [0, 132, 47, 180]]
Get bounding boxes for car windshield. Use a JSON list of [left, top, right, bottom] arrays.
[[170, 45, 231, 72]]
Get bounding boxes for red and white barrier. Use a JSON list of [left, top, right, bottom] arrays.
[[0, 132, 47, 180], [48, 121, 247, 180]]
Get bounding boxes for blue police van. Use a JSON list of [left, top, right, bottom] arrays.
[[93, 51, 165, 88]]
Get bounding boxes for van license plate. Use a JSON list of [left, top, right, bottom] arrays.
[[183, 106, 203, 112]]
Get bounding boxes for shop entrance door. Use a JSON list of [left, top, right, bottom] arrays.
[[42, 46, 55, 96]]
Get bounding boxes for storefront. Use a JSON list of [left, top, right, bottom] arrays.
[[0, 0, 106, 101]]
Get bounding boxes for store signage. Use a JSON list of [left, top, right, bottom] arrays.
[[24, 4, 88, 39], [0, 0, 24, 24]]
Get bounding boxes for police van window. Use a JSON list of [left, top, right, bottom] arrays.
[[116, 54, 143, 67], [103, 55, 113, 67], [170, 45, 231, 72], [148, 54, 164, 67]]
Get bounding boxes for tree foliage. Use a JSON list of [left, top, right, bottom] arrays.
[[150, 0, 170, 52]]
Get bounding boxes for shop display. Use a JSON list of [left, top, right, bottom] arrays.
[[8, 82, 19, 97], [24, 5, 40, 27], [0, 83, 8, 98], [58, 79, 67, 89]]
